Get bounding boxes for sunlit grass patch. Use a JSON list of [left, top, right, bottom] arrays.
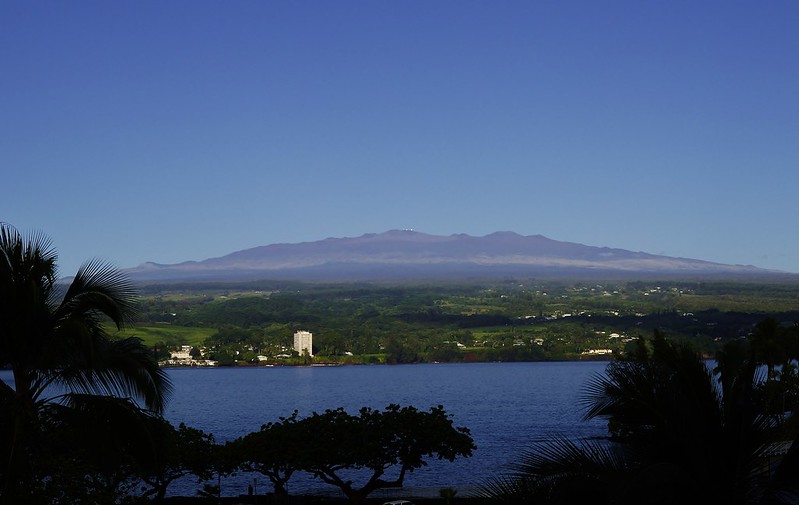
[[108, 323, 216, 347]]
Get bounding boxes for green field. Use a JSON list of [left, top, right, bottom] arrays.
[[110, 324, 216, 348], [119, 278, 799, 364]]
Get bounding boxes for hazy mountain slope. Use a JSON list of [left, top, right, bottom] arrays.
[[125, 230, 781, 282]]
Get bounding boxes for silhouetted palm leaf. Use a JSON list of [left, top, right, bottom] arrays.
[[480, 437, 633, 505], [0, 223, 172, 502], [487, 332, 799, 505]]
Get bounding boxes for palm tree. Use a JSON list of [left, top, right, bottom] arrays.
[[479, 436, 636, 505], [0, 223, 172, 502], [580, 334, 764, 504], [482, 331, 799, 504]]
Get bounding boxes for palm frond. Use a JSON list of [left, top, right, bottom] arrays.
[[42, 394, 162, 468], [0, 225, 176, 502], [0, 224, 57, 274], [479, 437, 631, 505], [581, 335, 722, 447], [56, 259, 138, 330], [477, 474, 540, 503], [53, 336, 172, 413], [0, 225, 58, 306], [581, 360, 652, 421], [0, 224, 59, 368], [510, 437, 630, 482]]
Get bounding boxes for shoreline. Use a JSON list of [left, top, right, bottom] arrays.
[[159, 355, 615, 369]]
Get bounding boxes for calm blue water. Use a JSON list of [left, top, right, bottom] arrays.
[[163, 362, 609, 497], [1, 362, 611, 497]]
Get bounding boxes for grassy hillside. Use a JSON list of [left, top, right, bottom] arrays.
[[119, 278, 799, 364], [110, 324, 216, 348]]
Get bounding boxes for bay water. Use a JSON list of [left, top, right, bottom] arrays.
[[1, 361, 611, 497], [164, 361, 609, 497]]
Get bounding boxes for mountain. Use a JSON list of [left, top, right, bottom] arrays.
[[124, 230, 787, 283]]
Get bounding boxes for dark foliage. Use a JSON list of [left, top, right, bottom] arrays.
[[228, 405, 475, 503], [0, 224, 172, 503], [481, 325, 799, 505]]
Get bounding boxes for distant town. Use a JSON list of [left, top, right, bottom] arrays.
[[133, 279, 799, 367], [159, 330, 317, 367]]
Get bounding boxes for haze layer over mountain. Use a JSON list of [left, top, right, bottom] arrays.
[[125, 231, 784, 283]]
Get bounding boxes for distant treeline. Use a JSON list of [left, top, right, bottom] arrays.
[[133, 279, 799, 365]]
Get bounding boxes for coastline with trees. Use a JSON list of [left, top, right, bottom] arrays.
[[130, 279, 799, 368]]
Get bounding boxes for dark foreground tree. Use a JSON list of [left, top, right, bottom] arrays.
[[233, 404, 474, 503], [138, 420, 217, 502], [479, 436, 635, 504], [299, 404, 474, 503], [0, 224, 172, 503], [482, 329, 799, 505], [227, 411, 305, 495], [35, 396, 162, 503]]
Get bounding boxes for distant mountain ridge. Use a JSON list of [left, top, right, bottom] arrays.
[[125, 230, 784, 283]]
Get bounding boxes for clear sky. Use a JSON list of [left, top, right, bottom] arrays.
[[2, 1, 798, 276]]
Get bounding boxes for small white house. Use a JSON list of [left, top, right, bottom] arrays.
[[170, 345, 193, 360]]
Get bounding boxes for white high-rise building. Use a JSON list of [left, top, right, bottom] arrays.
[[293, 330, 313, 357]]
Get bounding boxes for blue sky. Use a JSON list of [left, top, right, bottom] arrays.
[[3, 1, 798, 275]]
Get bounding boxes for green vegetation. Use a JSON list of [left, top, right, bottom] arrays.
[[127, 278, 799, 366], [112, 324, 216, 348], [226, 404, 474, 503]]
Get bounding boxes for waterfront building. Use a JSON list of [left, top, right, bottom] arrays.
[[294, 330, 313, 357]]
